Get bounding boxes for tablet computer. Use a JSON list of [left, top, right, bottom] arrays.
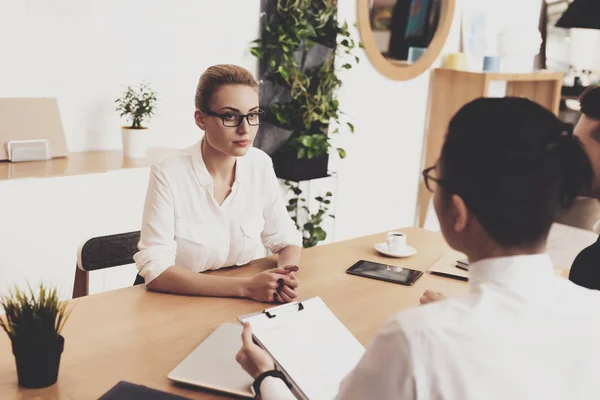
[[346, 260, 423, 286]]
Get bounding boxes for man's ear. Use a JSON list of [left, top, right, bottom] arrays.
[[451, 194, 469, 232], [194, 109, 206, 130]]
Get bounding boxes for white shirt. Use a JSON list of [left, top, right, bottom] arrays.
[[261, 254, 600, 400], [133, 141, 302, 283]]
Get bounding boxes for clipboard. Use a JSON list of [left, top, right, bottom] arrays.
[[238, 297, 365, 400]]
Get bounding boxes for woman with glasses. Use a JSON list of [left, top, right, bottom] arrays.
[[237, 97, 600, 399], [133, 64, 302, 302]]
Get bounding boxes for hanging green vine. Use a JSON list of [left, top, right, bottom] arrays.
[[250, 0, 360, 160], [285, 181, 334, 248], [252, 0, 359, 248]]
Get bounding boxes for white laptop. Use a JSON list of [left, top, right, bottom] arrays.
[[168, 323, 254, 398]]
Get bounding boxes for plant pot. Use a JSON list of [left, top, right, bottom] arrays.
[[12, 335, 64, 389], [272, 149, 329, 182], [254, 122, 293, 155], [121, 127, 149, 158]]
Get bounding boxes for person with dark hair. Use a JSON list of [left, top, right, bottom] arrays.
[[569, 86, 600, 290], [420, 86, 600, 300], [236, 98, 600, 400]]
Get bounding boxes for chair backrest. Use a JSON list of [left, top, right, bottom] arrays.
[[77, 231, 141, 272]]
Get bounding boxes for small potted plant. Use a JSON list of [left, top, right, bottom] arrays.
[[115, 81, 158, 158], [0, 283, 71, 389]]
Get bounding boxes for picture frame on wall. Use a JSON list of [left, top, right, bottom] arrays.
[[460, 5, 488, 71]]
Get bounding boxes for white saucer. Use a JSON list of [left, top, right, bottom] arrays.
[[375, 242, 417, 258]]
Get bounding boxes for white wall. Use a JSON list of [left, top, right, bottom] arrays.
[[0, 169, 149, 300], [328, 0, 462, 241], [0, 0, 260, 151], [570, 29, 600, 72]]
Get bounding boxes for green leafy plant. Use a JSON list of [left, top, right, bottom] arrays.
[[251, 0, 360, 160], [115, 81, 158, 129], [253, 1, 359, 248], [285, 181, 334, 248], [0, 283, 71, 345]]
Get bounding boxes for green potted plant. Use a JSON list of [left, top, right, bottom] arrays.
[[0, 283, 71, 389], [115, 81, 158, 158], [251, 0, 360, 181], [251, 0, 360, 247]]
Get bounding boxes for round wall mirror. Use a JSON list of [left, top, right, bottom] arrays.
[[357, 0, 455, 81]]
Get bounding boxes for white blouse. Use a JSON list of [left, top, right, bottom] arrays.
[[133, 141, 302, 284]]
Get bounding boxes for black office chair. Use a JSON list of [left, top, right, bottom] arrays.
[[569, 237, 600, 291], [553, 198, 600, 290], [73, 231, 145, 299]]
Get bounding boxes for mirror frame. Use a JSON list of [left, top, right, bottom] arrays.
[[357, 0, 456, 81]]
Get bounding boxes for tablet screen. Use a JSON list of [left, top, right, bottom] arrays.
[[347, 260, 423, 286]]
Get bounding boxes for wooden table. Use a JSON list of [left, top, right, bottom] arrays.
[[0, 228, 467, 400]]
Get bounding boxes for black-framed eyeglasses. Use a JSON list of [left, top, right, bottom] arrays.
[[201, 108, 265, 127], [422, 165, 444, 193]]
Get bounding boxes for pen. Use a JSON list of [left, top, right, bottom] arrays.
[[456, 264, 468, 272]]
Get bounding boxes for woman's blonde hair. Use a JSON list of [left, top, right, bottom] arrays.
[[194, 64, 259, 111]]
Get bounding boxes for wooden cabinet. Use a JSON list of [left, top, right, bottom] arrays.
[[417, 68, 564, 226]]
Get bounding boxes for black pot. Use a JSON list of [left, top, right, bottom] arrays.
[[11, 335, 64, 389], [273, 149, 329, 182]]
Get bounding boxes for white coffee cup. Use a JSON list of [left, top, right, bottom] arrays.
[[387, 231, 407, 254]]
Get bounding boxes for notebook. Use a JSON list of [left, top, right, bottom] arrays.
[[99, 381, 191, 400], [167, 323, 254, 398], [428, 251, 469, 281], [239, 297, 365, 400]]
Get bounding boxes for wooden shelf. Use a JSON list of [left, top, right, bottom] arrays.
[[0, 147, 177, 181], [434, 68, 564, 82]]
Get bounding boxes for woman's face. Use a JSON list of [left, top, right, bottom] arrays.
[[195, 84, 260, 158]]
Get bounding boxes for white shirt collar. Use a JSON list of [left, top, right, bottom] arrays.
[[468, 254, 555, 296], [190, 139, 246, 187]]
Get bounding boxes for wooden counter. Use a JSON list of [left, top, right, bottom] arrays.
[[0, 147, 177, 181]]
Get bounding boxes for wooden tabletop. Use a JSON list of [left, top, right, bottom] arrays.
[[0, 147, 177, 181], [0, 228, 468, 399]]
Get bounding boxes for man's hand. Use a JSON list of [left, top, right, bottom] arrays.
[[419, 289, 446, 305], [236, 322, 275, 379]]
